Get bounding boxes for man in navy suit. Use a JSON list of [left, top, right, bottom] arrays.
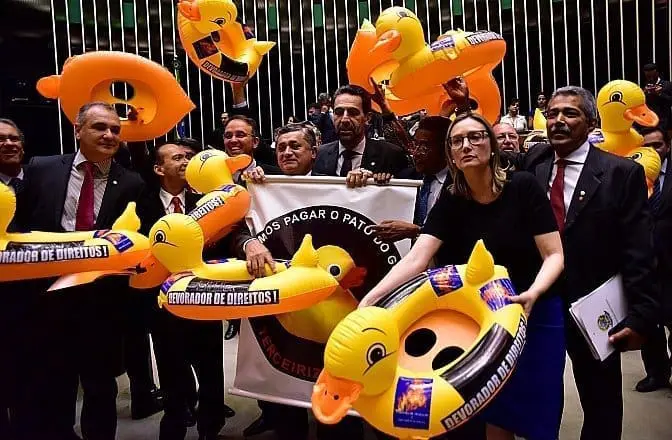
[[14, 102, 144, 440]]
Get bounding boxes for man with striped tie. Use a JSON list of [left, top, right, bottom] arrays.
[[636, 125, 672, 393]]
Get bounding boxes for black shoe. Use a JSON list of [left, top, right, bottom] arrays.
[[635, 376, 670, 393], [131, 387, 165, 420], [224, 320, 240, 340], [243, 415, 271, 437], [223, 404, 236, 418]]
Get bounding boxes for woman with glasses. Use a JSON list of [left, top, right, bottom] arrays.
[[361, 112, 565, 440]]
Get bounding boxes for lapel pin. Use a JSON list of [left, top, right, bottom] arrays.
[[579, 190, 585, 201], [370, 161, 376, 167], [112, 180, 118, 185]]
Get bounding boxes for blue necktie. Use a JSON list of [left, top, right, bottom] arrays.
[[414, 175, 435, 226], [650, 177, 662, 215]]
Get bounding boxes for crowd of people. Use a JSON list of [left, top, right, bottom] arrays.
[[0, 59, 671, 440]]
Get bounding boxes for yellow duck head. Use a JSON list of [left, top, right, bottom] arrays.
[[597, 80, 659, 133], [0, 183, 16, 235], [316, 245, 367, 290], [312, 307, 400, 423], [628, 146, 663, 197], [178, 0, 238, 35], [372, 7, 426, 62], [149, 213, 205, 273], [185, 149, 252, 194]]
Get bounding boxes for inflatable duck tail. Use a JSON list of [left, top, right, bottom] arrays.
[[112, 202, 141, 232], [36, 75, 62, 99], [253, 40, 275, 57], [290, 234, 319, 267]]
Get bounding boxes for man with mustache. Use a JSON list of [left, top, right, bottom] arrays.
[[13, 102, 145, 440], [493, 122, 521, 153], [514, 86, 658, 440], [313, 85, 409, 182]]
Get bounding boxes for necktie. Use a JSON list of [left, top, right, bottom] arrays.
[[414, 175, 435, 226], [8, 177, 24, 195], [171, 196, 183, 214], [340, 149, 358, 177], [550, 159, 566, 233], [650, 177, 662, 215], [75, 161, 95, 231]]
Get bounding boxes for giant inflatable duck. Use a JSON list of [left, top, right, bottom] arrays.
[[312, 240, 526, 439]]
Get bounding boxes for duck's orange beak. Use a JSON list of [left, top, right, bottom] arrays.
[[624, 104, 660, 127], [339, 266, 367, 290], [371, 30, 402, 60], [226, 154, 253, 174], [311, 371, 362, 425]]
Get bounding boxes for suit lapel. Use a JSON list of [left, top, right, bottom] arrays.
[[565, 147, 604, 231], [325, 143, 339, 175], [534, 156, 553, 194], [96, 163, 123, 229], [660, 156, 672, 211], [53, 154, 75, 229], [361, 139, 379, 171]]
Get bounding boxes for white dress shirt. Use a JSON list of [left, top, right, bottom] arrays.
[[61, 150, 112, 231], [547, 141, 590, 215], [336, 137, 366, 175], [428, 167, 450, 212], [500, 114, 528, 132], [159, 188, 186, 214], [0, 169, 24, 194]]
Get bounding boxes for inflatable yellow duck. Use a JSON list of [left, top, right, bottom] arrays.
[[276, 245, 367, 343], [347, 7, 505, 122], [177, 0, 275, 83], [150, 213, 343, 320], [0, 183, 149, 283], [592, 80, 662, 196], [312, 240, 526, 439]]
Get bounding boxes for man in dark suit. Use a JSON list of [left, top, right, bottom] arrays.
[[136, 139, 237, 440], [13, 102, 144, 440], [635, 125, 672, 392], [312, 85, 410, 180], [643, 63, 672, 132], [516, 86, 659, 440]]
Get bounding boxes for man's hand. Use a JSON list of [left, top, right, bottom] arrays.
[[244, 239, 276, 278], [230, 80, 248, 105], [442, 76, 470, 107], [242, 166, 267, 184], [346, 168, 374, 188], [371, 220, 420, 242], [370, 78, 392, 115], [609, 327, 646, 352]]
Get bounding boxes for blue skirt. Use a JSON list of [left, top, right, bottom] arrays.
[[480, 295, 566, 440]]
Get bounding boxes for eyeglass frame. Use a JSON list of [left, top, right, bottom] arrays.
[[448, 130, 490, 151]]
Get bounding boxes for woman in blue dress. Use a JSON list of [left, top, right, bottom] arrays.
[[361, 112, 566, 440]]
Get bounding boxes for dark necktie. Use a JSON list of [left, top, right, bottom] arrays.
[[650, 177, 662, 215], [340, 149, 358, 177], [75, 161, 95, 231], [8, 177, 24, 195], [414, 175, 435, 226], [550, 159, 566, 233], [171, 196, 183, 214]]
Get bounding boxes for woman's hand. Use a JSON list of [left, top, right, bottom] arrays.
[[508, 290, 541, 317], [242, 166, 266, 184]]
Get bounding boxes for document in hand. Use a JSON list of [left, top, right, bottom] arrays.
[[569, 275, 627, 361]]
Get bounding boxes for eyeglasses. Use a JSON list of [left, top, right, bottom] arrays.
[[448, 130, 490, 150], [0, 135, 22, 143], [224, 131, 254, 140], [495, 132, 519, 141]]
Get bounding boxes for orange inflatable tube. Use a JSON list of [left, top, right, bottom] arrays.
[[36, 51, 195, 142]]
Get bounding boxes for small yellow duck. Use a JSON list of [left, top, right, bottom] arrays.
[[177, 0, 275, 83], [595, 80, 660, 155], [628, 146, 662, 197], [312, 241, 526, 439], [150, 214, 344, 320]]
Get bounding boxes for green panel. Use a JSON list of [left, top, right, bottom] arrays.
[[452, 0, 462, 15], [404, 0, 416, 10], [313, 4, 323, 28], [268, 5, 278, 31], [358, 1, 369, 23], [68, 0, 81, 24], [502, 0, 512, 9], [122, 1, 134, 29]]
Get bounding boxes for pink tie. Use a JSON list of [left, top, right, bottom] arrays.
[[75, 161, 95, 231]]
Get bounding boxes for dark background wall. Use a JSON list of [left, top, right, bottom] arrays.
[[0, 0, 669, 156]]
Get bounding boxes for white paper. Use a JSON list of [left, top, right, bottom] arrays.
[[569, 275, 627, 361]]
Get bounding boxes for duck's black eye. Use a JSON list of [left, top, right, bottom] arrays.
[[609, 92, 623, 103], [366, 343, 386, 366], [214, 18, 225, 26], [630, 152, 642, 160], [154, 230, 166, 243], [328, 264, 342, 277]]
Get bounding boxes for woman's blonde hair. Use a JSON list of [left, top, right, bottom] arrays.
[[445, 112, 508, 199]]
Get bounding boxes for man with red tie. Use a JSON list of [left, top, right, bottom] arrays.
[[516, 86, 659, 440], [14, 102, 144, 440]]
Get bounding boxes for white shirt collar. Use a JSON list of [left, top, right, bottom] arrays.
[[662, 158, 668, 175], [0, 168, 23, 185], [73, 150, 112, 176], [434, 166, 450, 185], [159, 188, 186, 211], [555, 140, 590, 164], [338, 137, 366, 156]]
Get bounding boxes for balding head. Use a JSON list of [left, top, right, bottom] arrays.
[[493, 123, 520, 153]]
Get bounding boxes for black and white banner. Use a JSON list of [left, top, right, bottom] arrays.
[[230, 176, 419, 408]]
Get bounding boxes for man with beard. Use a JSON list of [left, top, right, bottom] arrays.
[[514, 86, 658, 440], [313, 85, 409, 181], [493, 122, 521, 153]]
